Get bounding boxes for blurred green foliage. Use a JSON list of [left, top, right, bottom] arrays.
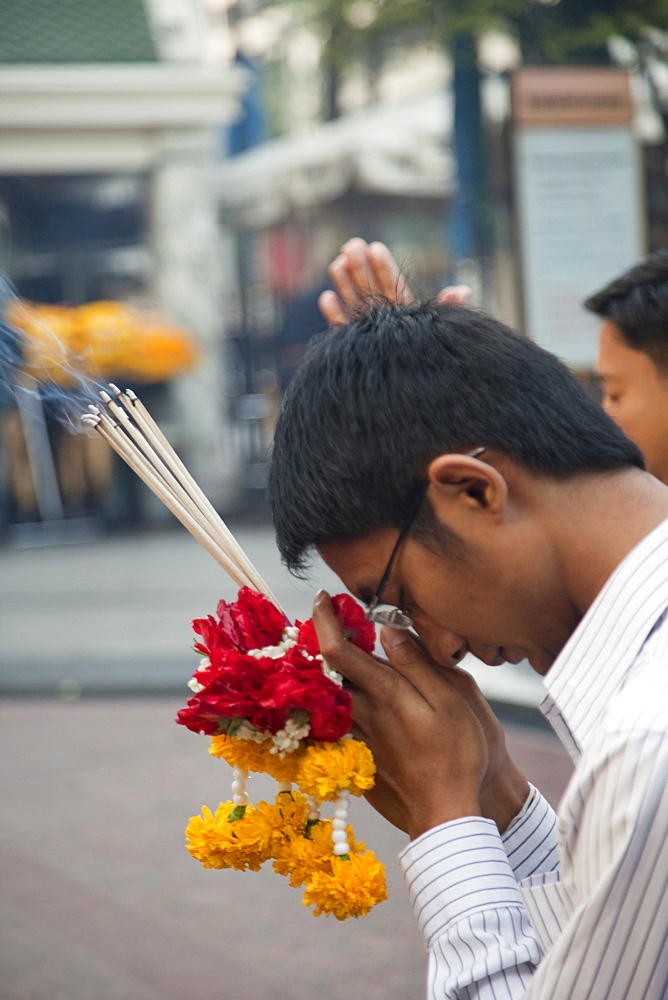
[[308, 0, 668, 68]]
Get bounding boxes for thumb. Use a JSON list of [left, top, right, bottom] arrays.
[[380, 625, 432, 673], [380, 626, 446, 700]]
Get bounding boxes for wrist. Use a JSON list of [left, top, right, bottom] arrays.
[[485, 766, 530, 835], [407, 798, 482, 841]]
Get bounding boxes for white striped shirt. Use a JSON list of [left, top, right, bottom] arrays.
[[400, 517, 668, 999]]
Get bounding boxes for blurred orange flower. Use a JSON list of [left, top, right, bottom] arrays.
[[5, 298, 197, 386]]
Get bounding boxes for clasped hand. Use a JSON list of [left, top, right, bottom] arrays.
[[313, 591, 529, 841]]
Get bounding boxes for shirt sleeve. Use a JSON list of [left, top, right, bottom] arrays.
[[399, 729, 668, 1000], [501, 786, 559, 882], [400, 817, 542, 1000]]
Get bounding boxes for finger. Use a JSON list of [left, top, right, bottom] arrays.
[[379, 626, 450, 701], [328, 254, 360, 310], [313, 590, 389, 689], [318, 289, 348, 326], [342, 239, 380, 298], [340, 237, 370, 254], [367, 242, 414, 303], [436, 285, 472, 307]]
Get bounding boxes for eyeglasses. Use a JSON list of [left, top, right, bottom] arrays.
[[365, 447, 486, 629]]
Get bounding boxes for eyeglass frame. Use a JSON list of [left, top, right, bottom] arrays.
[[365, 447, 487, 629]]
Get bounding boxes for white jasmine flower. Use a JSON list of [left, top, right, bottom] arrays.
[[187, 656, 211, 693], [321, 658, 344, 686], [234, 720, 270, 743], [247, 627, 299, 660], [271, 712, 311, 755]]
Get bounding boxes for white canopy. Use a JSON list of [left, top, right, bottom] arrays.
[[218, 89, 454, 228]]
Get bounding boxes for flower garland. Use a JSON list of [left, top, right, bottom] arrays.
[[177, 587, 388, 920], [5, 298, 197, 386]]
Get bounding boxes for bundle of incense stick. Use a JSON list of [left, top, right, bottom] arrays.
[[81, 385, 283, 612]]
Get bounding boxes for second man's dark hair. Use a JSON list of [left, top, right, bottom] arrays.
[[584, 251, 668, 369]]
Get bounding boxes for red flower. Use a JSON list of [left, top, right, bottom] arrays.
[[265, 646, 353, 740], [191, 614, 237, 656], [216, 587, 287, 650], [192, 587, 288, 656], [177, 650, 284, 734], [176, 644, 353, 741], [296, 593, 376, 657], [295, 618, 319, 656], [179, 589, 368, 743], [331, 593, 376, 653]]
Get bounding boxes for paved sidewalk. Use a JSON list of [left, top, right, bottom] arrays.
[[0, 697, 573, 1000]]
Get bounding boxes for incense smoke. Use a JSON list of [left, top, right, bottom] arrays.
[[0, 274, 104, 431]]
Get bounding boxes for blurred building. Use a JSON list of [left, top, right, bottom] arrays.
[[216, 1, 462, 441], [217, 3, 668, 407], [0, 0, 246, 529], [2, 1, 667, 527]]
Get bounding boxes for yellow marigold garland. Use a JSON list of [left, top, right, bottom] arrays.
[[185, 801, 273, 872], [271, 816, 364, 887], [302, 852, 388, 920], [208, 734, 376, 802], [296, 740, 376, 801], [186, 790, 387, 919], [209, 733, 304, 784]]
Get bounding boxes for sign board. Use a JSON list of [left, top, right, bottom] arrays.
[[511, 68, 645, 368]]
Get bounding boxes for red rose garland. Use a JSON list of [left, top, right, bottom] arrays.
[[177, 588, 387, 919]]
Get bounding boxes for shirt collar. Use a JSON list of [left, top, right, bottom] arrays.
[[541, 517, 668, 757]]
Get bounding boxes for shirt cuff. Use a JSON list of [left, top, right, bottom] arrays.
[[502, 785, 560, 881], [399, 816, 526, 949]]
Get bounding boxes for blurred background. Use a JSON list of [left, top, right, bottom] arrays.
[[0, 0, 665, 997]]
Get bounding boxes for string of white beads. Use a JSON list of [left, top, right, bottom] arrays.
[[332, 787, 350, 856], [231, 767, 249, 806], [305, 794, 321, 823]]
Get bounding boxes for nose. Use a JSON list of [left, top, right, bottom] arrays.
[[413, 618, 468, 667]]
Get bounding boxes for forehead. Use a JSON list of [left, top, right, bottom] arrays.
[[596, 319, 662, 385], [318, 530, 398, 605], [596, 321, 638, 377]]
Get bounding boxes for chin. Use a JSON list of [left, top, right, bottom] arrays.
[[527, 651, 552, 676]]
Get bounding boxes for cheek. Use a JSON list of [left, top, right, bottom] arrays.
[[413, 577, 498, 639]]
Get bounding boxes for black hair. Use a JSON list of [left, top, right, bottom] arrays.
[[269, 301, 645, 574], [584, 251, 668, 370]]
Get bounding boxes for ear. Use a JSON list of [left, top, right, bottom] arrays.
[[425, 453, 508, 525]]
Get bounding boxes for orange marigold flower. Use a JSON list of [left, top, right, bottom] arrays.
[[296, 739, 376, 801], [272, 818, 364, 888], [301, 851, 388, 919], [184, 801, 273, 872], [209, 733, 303, 783]]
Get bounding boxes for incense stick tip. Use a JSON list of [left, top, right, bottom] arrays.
[[99, 390, 112, 403], [108, 383, 122, 396], [125, 389, 138, 401]]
